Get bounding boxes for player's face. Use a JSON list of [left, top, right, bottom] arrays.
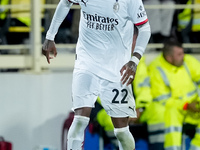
[[171, 46, 184, 67]]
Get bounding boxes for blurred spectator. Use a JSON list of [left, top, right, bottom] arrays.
[[143, 0, 175, 43], [1, 0, 46, 46], [176, 0, 200, 45], [148, 38, 200, 150], [0, 0, 46, 72], [7, 0, 45, 45]]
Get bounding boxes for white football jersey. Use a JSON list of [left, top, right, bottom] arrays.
[[74, 0, 148, 82]]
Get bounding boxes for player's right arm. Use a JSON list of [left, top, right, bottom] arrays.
[[42, 0, 73, 64]]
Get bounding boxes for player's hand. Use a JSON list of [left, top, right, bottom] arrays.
[[120, 61, 137, 86], [188, 101, 200, 113], [42, 39, 57, 64]]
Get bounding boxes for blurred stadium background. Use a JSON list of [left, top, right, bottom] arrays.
[[0, 0, 199, 150]]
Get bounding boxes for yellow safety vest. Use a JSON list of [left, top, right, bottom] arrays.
[[147, 53, 200, 147], [178, 0, 200, 32], [0, 0, 9, 20], [149, 54, 200, 123], [10, 0, 45, 27]]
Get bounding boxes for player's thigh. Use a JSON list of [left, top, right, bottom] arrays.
[[72, 69, 100, 110], [99, 81, 136, 119]]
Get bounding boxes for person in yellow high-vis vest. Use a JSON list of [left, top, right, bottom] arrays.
[[148, 39, 200, 150], [10, 0, 46, 27], [0, 0, 10, 20], [178, 0, 200, 43], [1, 0, 46, 46], [178, 0, 200, 32]]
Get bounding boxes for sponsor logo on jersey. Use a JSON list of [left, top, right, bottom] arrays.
[[137, 11, 146, 19], [129, 106, 135, 112], [82, 11, 119, 31]]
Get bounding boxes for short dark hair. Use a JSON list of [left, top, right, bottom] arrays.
[[162, 38, 183, 58]]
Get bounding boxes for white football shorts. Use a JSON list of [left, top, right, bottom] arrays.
[[72, 68, 137, 118]]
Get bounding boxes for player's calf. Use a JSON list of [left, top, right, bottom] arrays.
[[67, 115, 90, 150]]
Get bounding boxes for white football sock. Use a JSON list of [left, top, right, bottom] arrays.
[[67, 115, 90, 150], [114, 126, 135, 150]]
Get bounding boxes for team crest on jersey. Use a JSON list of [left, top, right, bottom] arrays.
[[113, 1, 120, 13]]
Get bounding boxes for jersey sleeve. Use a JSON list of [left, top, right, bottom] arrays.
[[46, 0, 72, 40], [128, 0, 148, 26]]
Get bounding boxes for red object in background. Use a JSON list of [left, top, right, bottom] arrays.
[[0, 136, 12, 150]]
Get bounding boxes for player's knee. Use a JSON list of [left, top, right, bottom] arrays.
[[114, 126, 135, 149], [67, 116, 90, 150], [114, 126, 129, 140], [74, 115, 90, 127], [68, 115, 90, 138]]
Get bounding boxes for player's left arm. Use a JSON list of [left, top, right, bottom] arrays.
[[132, 21, 151, 62], [121, 21, 151, 85]]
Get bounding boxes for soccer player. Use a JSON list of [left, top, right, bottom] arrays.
[[42, 0, 151, 149]]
